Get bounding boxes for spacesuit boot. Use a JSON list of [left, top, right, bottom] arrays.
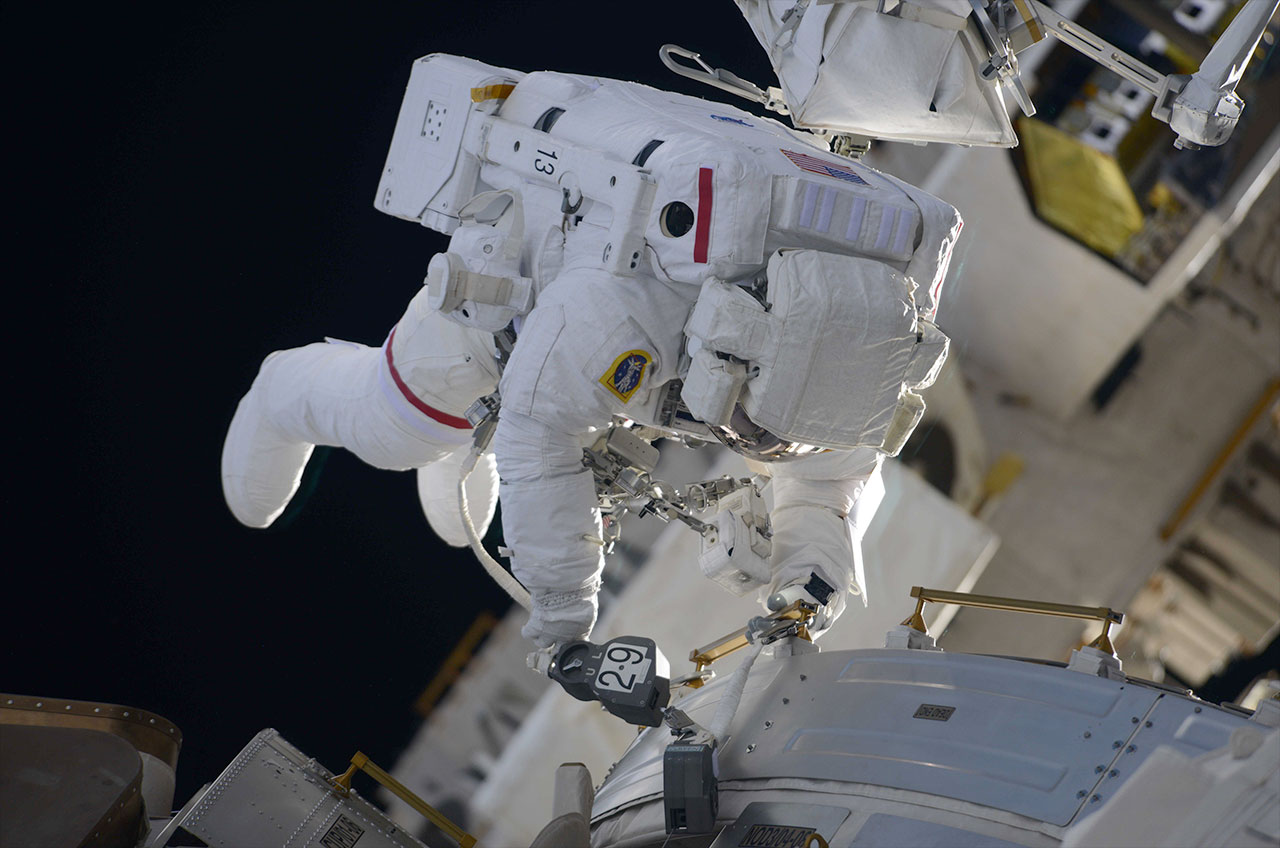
[[221, 295, 501, 528], [415, 448, 499, 548]]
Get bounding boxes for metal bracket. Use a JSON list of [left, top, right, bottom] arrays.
[[559, 172, 583, 214], [663, 706, 717, 748], [584, 425, 770, 550], [672, 667, 716, 689], [969, 0, 1037, 116], [464, 393, 500, 453], [1028, 0, 1167, 99], [827, 132, 874, 160], [145, 783, 212, 847], [1027, 0, 1276, 148]]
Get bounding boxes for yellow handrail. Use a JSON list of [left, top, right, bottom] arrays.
[[902, 586, 1124, 655], [687, 600, 816, 672], [331, 751, 477, 848]]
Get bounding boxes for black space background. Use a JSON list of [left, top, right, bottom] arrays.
[[5, 2, 779, 807]]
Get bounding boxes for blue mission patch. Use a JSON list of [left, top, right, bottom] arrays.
[[599, 350, 652, 403]]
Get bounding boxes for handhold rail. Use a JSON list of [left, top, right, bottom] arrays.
[[331, 751, 477, 848], [902, 586, 1124, 655]]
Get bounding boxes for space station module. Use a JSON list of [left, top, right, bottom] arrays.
[[221, 55, 962, 647]]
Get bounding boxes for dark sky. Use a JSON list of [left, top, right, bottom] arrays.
[[7, 2, 776, 806]]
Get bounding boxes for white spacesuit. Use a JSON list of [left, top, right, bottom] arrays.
[[222, 56, 961, 648]]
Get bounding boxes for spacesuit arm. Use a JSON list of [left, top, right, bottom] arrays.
[[494, 409, 605, 648], [764, 447, 886, 626]]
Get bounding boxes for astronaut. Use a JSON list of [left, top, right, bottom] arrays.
[[222, 56, 962, 649]]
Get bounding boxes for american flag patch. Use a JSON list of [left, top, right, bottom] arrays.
[[781, 148, 870, 186]]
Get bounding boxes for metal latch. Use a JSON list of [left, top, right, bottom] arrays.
[[464, 393, 500, 452]]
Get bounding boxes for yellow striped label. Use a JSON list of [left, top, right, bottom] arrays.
[[1012, 0, 1043, 43], [470, 84, 516, 103]]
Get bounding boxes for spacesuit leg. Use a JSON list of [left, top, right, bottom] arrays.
[[221, 288, 500, 528], [764, 447, 886, 633]]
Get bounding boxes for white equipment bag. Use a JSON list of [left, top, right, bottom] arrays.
[[735, 0, 1019, 146], [684, 248, 950, 455]]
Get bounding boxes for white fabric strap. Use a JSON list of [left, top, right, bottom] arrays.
[[879, 390, 927, 457], [428, 252, 535, 317], [708, 642, 766, 741], [826, 0, 970, 30], [455, 269, 533, 312], [895, 1, 969, 30], [771, 0, 813, 58], [533, 583, 601, 610]]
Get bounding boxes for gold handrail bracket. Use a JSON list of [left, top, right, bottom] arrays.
[[330, 751, 477, 848], [904, 586, 1124, 656], [688, 600, 816, 671]]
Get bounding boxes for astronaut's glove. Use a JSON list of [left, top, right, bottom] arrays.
[[526, 643, 557, 676], [766, 570, 846, 639], [521, 584, 600, 649]]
